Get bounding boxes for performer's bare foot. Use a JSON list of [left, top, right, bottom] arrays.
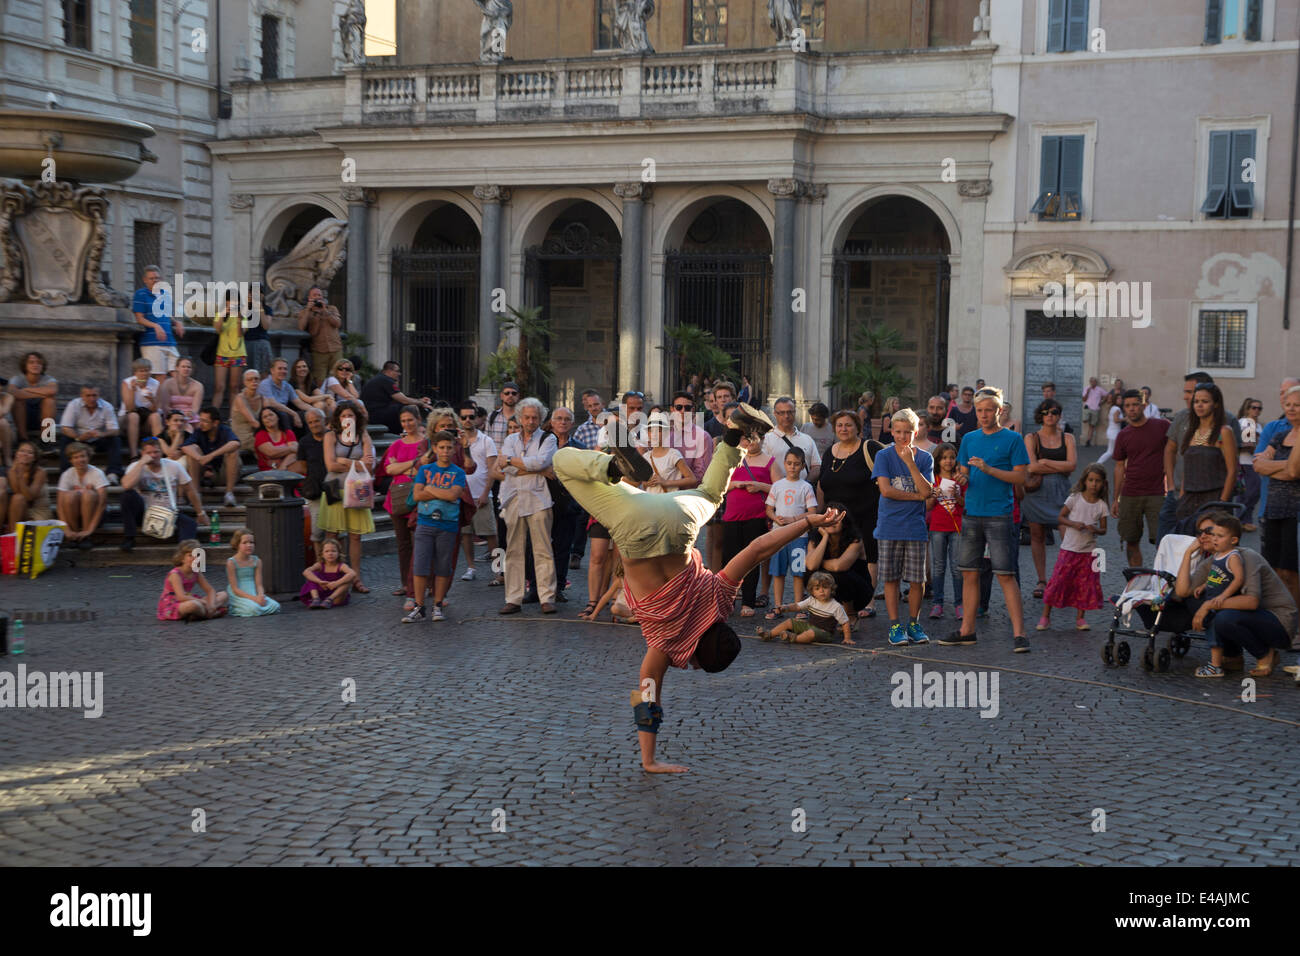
[[643, 761, 689, 774]]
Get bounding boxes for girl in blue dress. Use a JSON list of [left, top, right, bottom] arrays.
[[225, 528, 281, 616]]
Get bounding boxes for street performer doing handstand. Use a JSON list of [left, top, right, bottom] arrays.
[[554, 404, 845, 773]]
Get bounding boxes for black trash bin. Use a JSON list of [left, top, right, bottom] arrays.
[[242, 470, 306, 595]]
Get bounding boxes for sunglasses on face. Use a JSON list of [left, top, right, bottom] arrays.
[[1198, 528, 1215, 536], [673, 404, 692, 411], [502, 390, 518, 396], [1043, 410, 1060, 416], [459, 414, 474, 420]]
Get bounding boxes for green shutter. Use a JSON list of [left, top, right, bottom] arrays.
[[1047, 0, 1067, 52], [1229, 129, 1256, 212], [1245, 0, 1262, 40], [1201, 130, 1231, 215], [1065, 0, 1089, 52], [1204, 0, 1222, 44], [1059, 135, 1084, 218], [1032, 136, 1061, 217]]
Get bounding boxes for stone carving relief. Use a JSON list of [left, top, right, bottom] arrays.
[[263, 217, 349, 317], [474, 0, 513, 64], [615, 0, 655, 54], [339, 0, 367, 65], [958, 179, 993, 198], [0, 181, 127, 307], [768, 0, 800, 43], [1005, 246, 1110, 297]]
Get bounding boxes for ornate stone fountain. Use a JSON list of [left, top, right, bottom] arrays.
[[0, 108, 156, 388]]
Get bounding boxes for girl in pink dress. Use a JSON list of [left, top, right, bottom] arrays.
[[157, 539, 229, 621]]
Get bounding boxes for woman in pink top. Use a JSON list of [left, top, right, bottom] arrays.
[[720, 436, 777, 617], [154, 356, 204, 431], [380, 404, 427, 608]]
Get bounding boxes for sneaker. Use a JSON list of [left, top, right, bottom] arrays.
[[928, 603, 944, 620], [954, 604, 963, 619], [402, 605, 426, 623], [461, 567, 476, 581], [938, 630, 977, 646], [223, 491, 237, 507], [887, 623, 910, 646], [107, 473, 121, 486], [728, 403, 774, 442], [906, 621, 930, 645], [431, 605, 444, 622], [608, 442, 653, 482], [1013, 635, 1031, 653], [1035, 615, 1050, 631]]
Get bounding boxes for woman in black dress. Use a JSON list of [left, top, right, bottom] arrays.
[[817, 409, 885, 617], [804, 503, 875, 619]]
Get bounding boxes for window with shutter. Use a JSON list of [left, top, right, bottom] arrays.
[[261, 15, 280, 80], [1031, 135, 1084, 220], [1047, 0, 1088, 52], [1047, 0, 1066, 52], [1203, 129, 1255, 218], [1207, 0, 1263, 42]]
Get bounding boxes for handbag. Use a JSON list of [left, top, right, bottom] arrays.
[[387, 441, 427, 516], [1023, 433, 1043, 492], [343, 460, 374, 508], [199, 335, 218, 366], [142, 465, 179, 539], [322, 472, 343, 504]]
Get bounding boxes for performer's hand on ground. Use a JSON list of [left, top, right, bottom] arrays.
[[643, 761, 689, 774]]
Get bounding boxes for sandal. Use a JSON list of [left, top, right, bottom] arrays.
[[1033, 581, 1046, 599], [353, 583, 370, 594], [488, 576, 504, 587], [755, 596, 768, 608], [580, 601, 597, 618], [321, 598, 334, 610], [1248, 649, 1280, 678], [391, 586, 407, 596], [740, 606, 755, 618], [764, 609, 781, 620], [1194, 663, 1225, 678]]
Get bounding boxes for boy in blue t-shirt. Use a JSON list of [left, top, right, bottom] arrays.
[[403, 430, 468, 623], [939, 387, 1032, 653], [872, 408, 935, 645]]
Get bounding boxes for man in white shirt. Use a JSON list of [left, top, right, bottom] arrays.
[[56, 441, 109, 549], [494, 397, 558, 613], [58, 385, 122, 482], [119, 436, 210, 551], [667, 390, 709, 486], [456, 399, 499, 581], [1082, 376, 1106, 446], [761, 396, 821, 483]]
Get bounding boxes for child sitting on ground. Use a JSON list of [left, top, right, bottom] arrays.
[[1193, 514, 1247, 678], [226, 528, 281, 616], [157, 538, 228, 621], [301, 538, 357, 608], [756, 571, 854, 645], [764, 447, 818, 619]]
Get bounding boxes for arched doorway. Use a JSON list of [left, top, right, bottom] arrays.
[[263, 205, 347, 322], [832, 197, 951, 408], [390, 203, 481, 406], [663, 199, 772, 403], [523, 201, 621, 410]]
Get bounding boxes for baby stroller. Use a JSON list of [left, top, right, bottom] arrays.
[[1102, 501, 1245, 672]]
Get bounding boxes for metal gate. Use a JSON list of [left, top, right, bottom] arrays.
[[389, 247, 479, 406], [662, 250, 771, 402], [524, 228, 621, 408], [831, 245, 950, 408], [1023, 311, 1085, 434]]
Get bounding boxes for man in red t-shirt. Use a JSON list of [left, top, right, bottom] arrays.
[[556, 403, 843, 774], [1111, 388, 1171, 567]]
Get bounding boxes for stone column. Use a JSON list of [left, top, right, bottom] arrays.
[[341, 186, 375, 355], [767, 178, 802, 402], [474, 185, 511, 383], [613, 182, 650, 394]]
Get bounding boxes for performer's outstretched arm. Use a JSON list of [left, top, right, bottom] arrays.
[[720, 508, 842, 584]]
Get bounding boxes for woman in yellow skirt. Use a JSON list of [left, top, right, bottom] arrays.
[[212, 291, 247, 411], [318, 400, 377, 593]]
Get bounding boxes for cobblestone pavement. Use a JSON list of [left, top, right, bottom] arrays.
[[2, 522, 1298, 866]]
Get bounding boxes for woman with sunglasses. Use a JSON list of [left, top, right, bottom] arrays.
[[1022, 399, 1077, 599], [322, 360, 361, 406], [1236, 396, 1264, 532]]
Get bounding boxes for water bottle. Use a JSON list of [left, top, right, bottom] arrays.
[[209, 511, 221, 545], [11, 619, 24, 655]]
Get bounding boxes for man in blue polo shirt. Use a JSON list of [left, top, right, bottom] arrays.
[[131, 265, 184, 382], [940, 386, 1031, 653]]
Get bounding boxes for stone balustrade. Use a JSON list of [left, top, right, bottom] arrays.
[[226, 46, 994, 136]]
